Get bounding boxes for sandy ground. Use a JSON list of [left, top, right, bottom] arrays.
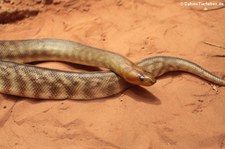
[[0, 0, 225, 148]]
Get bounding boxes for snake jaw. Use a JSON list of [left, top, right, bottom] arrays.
[[122, 66, 156, 86], [137, 72, 156, 86]]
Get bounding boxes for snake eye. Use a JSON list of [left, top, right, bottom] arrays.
[[138, 74, 145, 82]]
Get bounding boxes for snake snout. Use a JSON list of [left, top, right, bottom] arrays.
[[137, 73, 156, 86], [123, 66, 156, 86]]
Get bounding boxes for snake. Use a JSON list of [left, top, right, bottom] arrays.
[[0, 39, 224, 100]]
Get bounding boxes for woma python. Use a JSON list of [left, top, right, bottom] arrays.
[[0, 39, 224, 99]]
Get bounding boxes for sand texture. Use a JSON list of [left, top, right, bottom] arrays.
[[0, 0, 225, 148]]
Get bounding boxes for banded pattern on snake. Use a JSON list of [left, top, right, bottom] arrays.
[[0, 39, 224, 100]]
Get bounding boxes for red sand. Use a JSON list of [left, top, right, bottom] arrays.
[[0, 0, 225, 148]]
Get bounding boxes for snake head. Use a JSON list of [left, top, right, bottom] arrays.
[[123, 65, 156, 86]]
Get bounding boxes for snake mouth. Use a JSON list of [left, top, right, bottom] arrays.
[[122, 65, 157, 86], [138, 73, 156, 86]]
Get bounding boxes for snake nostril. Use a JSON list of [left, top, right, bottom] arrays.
[[151, 78, 156, 83]]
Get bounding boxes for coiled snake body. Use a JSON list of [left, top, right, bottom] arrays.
[[0, 39, 224, 100]]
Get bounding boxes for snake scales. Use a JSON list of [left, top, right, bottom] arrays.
[[0, 39, 224, 100]]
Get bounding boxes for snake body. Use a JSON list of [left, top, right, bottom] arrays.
[[0, 39, 155, 86], [0, 39, 224, 100]]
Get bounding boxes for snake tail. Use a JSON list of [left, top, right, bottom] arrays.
[[138, 56, 225, 86]]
